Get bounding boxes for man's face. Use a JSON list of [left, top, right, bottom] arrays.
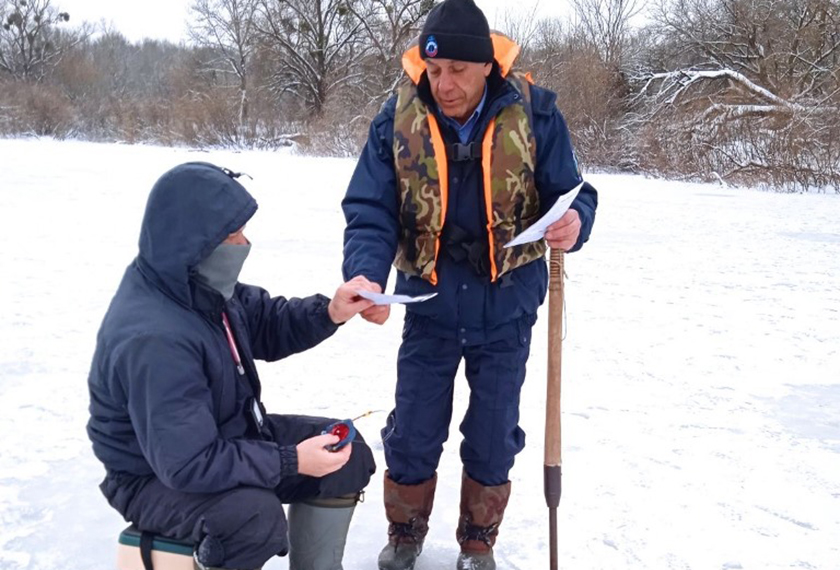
[[426, 58, 492, 123], [224, 226, 248, 245]]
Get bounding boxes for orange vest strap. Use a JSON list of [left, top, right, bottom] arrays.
[[426, 113, 449, 286]]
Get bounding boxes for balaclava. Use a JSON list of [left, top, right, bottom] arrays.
[[194, 242, 251, 301]]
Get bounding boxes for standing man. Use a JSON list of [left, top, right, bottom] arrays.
[[341, 1, 598, 569], [88, 162, 377, 570]]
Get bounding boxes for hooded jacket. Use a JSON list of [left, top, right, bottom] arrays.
[[87, 162, 339, 501]]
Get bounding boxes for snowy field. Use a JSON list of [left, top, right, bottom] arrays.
[[1, 138, 839, 570]]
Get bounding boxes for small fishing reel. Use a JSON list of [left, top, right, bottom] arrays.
[[322, 419, 356, 452]]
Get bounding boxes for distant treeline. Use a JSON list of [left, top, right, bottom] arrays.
[[1, 0, 839, 192]]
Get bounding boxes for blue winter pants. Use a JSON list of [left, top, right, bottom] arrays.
[[383, 316, 533, 487]]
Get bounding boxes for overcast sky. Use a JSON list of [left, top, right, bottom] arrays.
[[55, 0, 571, 43]]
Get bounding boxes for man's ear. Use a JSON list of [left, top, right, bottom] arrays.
[[483, 63, 492, 77]]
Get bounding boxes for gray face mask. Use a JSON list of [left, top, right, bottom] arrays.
[[194, 242, 251, 301]]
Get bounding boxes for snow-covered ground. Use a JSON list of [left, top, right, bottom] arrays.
[[1, 138, 838, 570]]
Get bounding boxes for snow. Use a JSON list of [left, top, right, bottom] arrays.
[[1, 138, 839, 570]]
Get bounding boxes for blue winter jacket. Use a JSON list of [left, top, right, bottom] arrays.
[[342, 69, 598, 342], [87, 163, 339, 498]]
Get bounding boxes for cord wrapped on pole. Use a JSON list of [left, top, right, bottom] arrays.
[[544, 247, 564, 570]]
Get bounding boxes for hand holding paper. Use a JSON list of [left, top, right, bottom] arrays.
[[504, 182, 584, 248], [544, 208, 582, 251], [329, 275, 380, 324]]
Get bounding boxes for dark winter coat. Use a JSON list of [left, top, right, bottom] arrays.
[[342, 67, 598, 341], [87, 163, 339, 502]]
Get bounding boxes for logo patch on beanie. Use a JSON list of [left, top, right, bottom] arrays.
[[424, 35, 439, 58]]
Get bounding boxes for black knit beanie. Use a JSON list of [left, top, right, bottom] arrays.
[[419, 0, 494, 63]]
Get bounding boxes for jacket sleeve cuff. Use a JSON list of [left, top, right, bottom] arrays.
[[278, 445, 299, 478], [568, 205, 587, 252], [314, 294, 343, 329], [362, 271, 390, 292]]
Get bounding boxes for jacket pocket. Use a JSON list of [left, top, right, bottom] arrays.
[[510, 259, 548, 313]]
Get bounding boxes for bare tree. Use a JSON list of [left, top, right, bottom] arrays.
[[572, 0, 645, 68], [649, 0, 840, 98], [0, 0, 79, 80], [346, 0, 432, 99], [189, 0, 259, 144], [523, 15, 636, 170], [527, 17, 571, 80], [630, 0, 840, 189], [255, 0, 369, 117], [498, 2, 542, 57]]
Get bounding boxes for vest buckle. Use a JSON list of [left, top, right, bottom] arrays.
[[449, 142, 481, 162]]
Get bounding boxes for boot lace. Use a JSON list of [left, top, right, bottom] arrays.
[[388, 517, 422, 548], [458, 520, 500, 548]]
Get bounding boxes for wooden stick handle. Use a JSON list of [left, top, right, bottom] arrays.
[[545, 248, 564, 467]]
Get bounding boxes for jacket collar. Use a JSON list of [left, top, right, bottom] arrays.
[[190, 279, 227, 322]]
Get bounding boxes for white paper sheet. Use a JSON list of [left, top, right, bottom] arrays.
[[503, 182, 584, 248], [356, 290, 438, 306]]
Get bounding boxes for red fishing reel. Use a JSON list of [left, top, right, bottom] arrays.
[[321, 419, 356, 452]]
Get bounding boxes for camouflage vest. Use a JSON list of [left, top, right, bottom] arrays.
[[392, 72, 546, 285]]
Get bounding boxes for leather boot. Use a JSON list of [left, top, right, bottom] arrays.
[[455, 471, 511, 570], [288, 493, 359, 570], [377, 470, 437, 570]]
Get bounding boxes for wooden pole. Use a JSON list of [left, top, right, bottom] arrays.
[[544, 247, 564, 570]]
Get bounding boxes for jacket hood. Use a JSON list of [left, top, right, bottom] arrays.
[[402, 31, 523, 85], [137, 162, 258, 306]]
